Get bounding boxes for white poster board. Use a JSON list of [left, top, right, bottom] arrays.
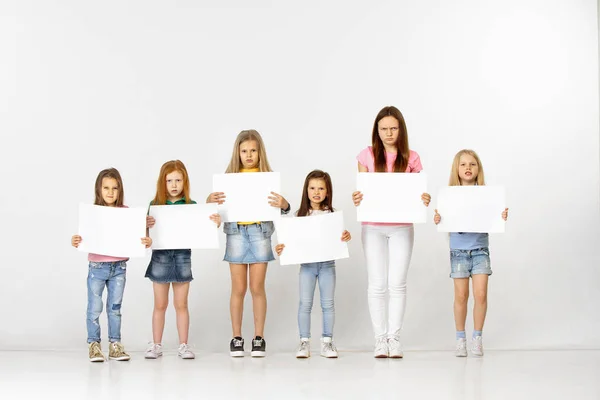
[[213, 172, 281, 222], [149, 203, 219, 249], [276, 212, 349, 265], [78, 204, 147, 258], [356, 172, 427, 223], [436, 186, 506, 233]]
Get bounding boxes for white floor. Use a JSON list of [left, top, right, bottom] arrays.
[[0, 350, 598, 400]]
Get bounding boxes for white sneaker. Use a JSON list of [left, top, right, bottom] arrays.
[[320, 337, 338, 358], [296, 338, 310, 358], [455, 338, 467, 357], [145, 342, 163, 359], [471, 336, 484, 356], [178, 343, 195, 359], [387, 336, 403, 359], [374, 337, 388, 358]]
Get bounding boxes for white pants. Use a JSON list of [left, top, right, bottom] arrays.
[[362, 224, 414, 339]]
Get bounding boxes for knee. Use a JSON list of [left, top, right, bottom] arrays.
[[231, 283, 247, 299], [108, 303, 122, 316], [174, 299, 188, 313], [320, 298, 334, 313], [388, 281, 407, 296], [454, 291, 469, 305], [249, 282, 265, 297], [367, 281, 386, 296], [299, 298, 313, 313], [474, 291, 487, 305], [154, 299, 168, 313]]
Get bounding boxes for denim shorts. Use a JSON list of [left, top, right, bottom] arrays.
[[145, 249, 193, 283], [450, 247, 492, 278], [223, 222, 275, 264]]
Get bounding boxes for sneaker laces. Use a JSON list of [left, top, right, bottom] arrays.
[[89, 343, 102, 357], [112, 342, 125, 354], [179, 343, 190, 353], [233, 338, 243, 347], [323, 341, 336, 353], [388, 336, 401, 350], [253, 338, 263, 347], [375, 337, 387, 352], [472, 337, 483, 351], [456, 339, 467, 351], [298, 341, 309, 352], [147, 342, 161, 352]]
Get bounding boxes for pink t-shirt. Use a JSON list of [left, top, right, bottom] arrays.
[[356, 146, 423, 226], [88, 205, 130, 263]]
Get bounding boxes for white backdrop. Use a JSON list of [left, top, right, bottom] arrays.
[[0, 0, 598, 352]]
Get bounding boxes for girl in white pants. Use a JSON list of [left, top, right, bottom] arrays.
[[352, 106, 431, 358]]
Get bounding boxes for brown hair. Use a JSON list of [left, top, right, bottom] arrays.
[[94, 168, 125, 207], [225, 130, 272, 173], [152, 160, 192, 205], [449, 149, 486, 186], [296, 170, 334, 217], [371, 106, 410, 172]]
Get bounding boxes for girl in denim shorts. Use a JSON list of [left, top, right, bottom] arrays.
[[207, 130, 290, 358], [434, 150, 508, 357], [145, 160, 221, 360], [71, 168, 152, 362], [275, 170, 351, 359]]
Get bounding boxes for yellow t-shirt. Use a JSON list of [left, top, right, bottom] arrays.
[[238, 168, 260, 225]]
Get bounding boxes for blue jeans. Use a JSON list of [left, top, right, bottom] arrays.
[[298, 261, 336, 338], [86, 261, 127, 343]]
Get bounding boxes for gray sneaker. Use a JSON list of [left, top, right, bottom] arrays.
[[145, 342, 163, 359], [178, 343, 195, 359], [471, 336, 484, 356], [455, 338, 467, 357], [320, 337, 338, 358], [296, 338, 310, 358]]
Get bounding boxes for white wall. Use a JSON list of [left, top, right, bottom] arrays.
[[0, 0, 598, 351]]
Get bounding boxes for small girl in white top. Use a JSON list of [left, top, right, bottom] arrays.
[[276, 170, 351, 358]]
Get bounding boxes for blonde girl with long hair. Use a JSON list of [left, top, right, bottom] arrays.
[[207, 130, 290, 358], [433, 150, 508, 357]]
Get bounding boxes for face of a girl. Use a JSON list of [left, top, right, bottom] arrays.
[[239, 140, 259, 169], [166, 170, 184, 200], [458, 154, 479, 185], [101, 177, 119, 206], [377, 116, 400, 151], [307, 178, 327, 208]]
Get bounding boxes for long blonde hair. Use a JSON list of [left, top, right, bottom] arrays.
[[449, 149, 485, 186], [152, 160, 192, 205], [225, 130, 272, 173]]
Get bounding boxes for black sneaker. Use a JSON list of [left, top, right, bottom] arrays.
[[251, 336, 266, 357], [230, 337, 244, 357]]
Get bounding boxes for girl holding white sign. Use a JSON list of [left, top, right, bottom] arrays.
[[207, 130, 290, 357], [433, 150, 508, 357], [71, 168, 152, 362], [351, 106, 431, 358], [275, 169, 351, 359], [145, 160, 221, 360]]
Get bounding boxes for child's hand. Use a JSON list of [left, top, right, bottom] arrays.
[[71, 235, 82, 248], [268, 192, 289, 210], [421, 193, 431, 207], [341, 230, 352, 242], [275, 244, 285, 256], [502, 207, 509, 221], [210, 213, 222, 228], [207, 192, 226, 204], [434, 209, 441, 225], [352, 191, 363, 206], [141, 237, 152, 248], [147, 216, 156, 228]]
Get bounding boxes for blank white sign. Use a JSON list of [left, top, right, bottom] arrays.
[[78, 204, 147, 258], [213, 172, 281, 222], [356, 172, 428, 223], [436, 186, 506, 233], [275, 211, 349, 265], [149, 203, 219, 250]]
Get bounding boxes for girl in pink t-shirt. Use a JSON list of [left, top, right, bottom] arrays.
[[352, 106, 431, 358], [71, 168, 152, 362]]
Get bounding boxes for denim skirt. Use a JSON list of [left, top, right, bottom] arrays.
[[223, 222, 275, 264], [145, 249, 193, 283]]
